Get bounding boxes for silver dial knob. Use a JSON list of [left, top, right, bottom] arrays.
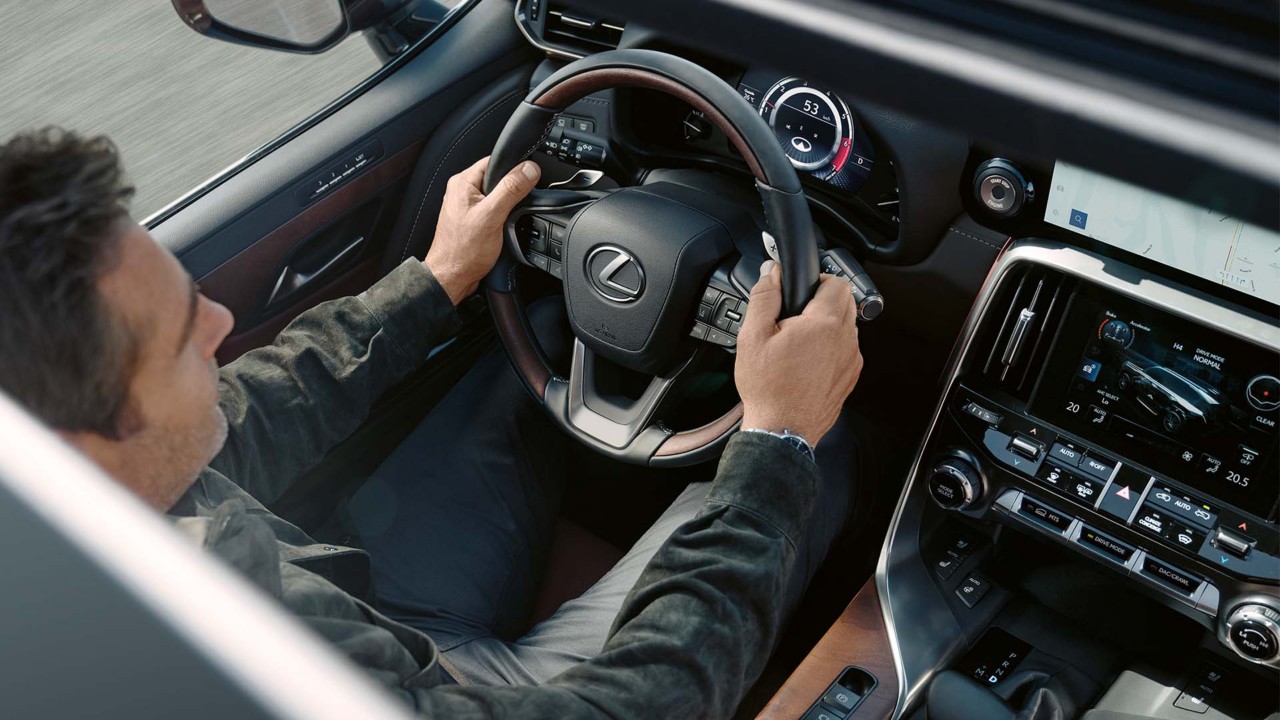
[[928, 457, 984, 510], [1225, 603, 1280, 664]]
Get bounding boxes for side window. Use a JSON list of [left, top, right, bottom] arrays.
[[0, 4, 385, 220]]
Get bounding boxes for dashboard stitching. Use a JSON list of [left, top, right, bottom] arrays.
[[948, 225, 1005, 251], [401, 88, 527, 261]]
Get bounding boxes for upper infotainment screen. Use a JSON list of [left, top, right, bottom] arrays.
[[1033, 287, 1280, 520], [1044, 161, 1280, 306]]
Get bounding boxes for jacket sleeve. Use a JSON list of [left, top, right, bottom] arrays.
[[209, 259, 461, 505], [406, 431, 821, 720]]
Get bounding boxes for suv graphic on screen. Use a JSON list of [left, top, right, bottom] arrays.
[[1117, 360, 1226, 435]]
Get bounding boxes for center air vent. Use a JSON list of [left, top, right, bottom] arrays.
[[543, 2, 624, 55], [976, 265, 1074, 400]]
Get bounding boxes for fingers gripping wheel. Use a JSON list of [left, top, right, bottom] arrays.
[[483, 49, 820, 466]]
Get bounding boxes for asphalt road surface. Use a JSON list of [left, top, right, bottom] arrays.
[[0, 2, 384, 219]]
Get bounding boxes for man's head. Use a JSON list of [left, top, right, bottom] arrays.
[[0, 128, 234, 510]]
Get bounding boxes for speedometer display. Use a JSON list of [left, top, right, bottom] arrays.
[[738, 70, 874, 193]]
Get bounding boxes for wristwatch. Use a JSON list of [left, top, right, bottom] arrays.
[[741, 428, 816, 464]]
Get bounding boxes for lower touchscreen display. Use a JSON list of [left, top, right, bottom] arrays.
[[1032, 287, 1280, 520]]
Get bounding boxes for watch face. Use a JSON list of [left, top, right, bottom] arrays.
[[783, 434, 816, 462]]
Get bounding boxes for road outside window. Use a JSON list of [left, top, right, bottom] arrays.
[[0, 2, 384, 220]]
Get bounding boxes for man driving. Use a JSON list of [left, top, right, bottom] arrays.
[[0, 128, 867, 718]]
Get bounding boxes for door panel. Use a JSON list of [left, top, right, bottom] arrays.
[[199, 140, 422, 363]]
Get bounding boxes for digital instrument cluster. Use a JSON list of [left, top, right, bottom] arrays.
[[736, 69, 875, 193]]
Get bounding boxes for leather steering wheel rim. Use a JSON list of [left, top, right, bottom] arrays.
[[482, 49, 820, 467]]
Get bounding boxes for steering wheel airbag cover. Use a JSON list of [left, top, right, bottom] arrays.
[[563, 186, 733, 374]]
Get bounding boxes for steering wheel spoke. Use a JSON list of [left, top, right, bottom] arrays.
[[548, 339, 693, 455], [504, 189, 610, 281]]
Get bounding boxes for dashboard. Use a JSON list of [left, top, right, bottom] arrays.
[[511, 1, 1280, 678]]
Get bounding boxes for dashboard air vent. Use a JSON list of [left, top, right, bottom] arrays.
[[544, 3, 625, 54], [977, 265, 1073, 400]]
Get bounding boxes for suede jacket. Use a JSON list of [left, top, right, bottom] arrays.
[[167, 258, 821, 720]]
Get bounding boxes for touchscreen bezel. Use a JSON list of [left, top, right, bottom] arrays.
[[1030, 285, 1280, 522]]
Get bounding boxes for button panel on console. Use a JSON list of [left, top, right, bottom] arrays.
[[1079, 526, 1136, 563], [954, 387, 1279, 585]]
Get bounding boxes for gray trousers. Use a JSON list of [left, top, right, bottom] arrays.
[[347, 305, 861, 686]]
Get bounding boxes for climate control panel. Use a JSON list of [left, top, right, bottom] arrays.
[[930, 382, 1280, 666]]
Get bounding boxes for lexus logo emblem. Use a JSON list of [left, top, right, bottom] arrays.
[[586, 245, 645, 302]]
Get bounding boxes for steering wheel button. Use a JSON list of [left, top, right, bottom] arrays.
[[701, 286, 722, 305], [689, 323, 709, 340], [549, 222, 568, 242], [696, 303, 714, 322], [705, 327, 736, 347], [548, 261, 563, 280], [528, 253, 550, 272], [548, 242, 563, 260]]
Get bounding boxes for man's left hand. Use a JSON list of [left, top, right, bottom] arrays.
[[425, 156, 541, 305]]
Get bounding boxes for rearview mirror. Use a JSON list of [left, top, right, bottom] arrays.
[[171, 0, 350, 54]]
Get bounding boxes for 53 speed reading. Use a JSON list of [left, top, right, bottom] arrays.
[[760, 76, 857, 179]]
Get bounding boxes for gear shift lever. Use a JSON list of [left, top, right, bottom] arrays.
[[927, 654, 1100, 720], [927, 671, 1017, 720]]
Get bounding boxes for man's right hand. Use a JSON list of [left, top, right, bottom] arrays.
[[425, 156, 541, 306], [735, 260, 864, 446]]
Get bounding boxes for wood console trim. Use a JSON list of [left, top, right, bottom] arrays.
[[757, 580, 900, 720]]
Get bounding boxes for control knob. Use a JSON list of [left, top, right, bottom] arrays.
[[1225, 603, 1280, 664], [928, 456, 984, 510]]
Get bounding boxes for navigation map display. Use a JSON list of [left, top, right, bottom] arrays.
[[1034, 287, 1280, 519], [1044, 161, 1280, 306]]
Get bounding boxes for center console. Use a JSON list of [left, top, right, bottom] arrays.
[[759, 240, 1280, 720]]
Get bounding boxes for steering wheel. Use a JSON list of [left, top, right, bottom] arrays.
[[482, 49, 820, 467]]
